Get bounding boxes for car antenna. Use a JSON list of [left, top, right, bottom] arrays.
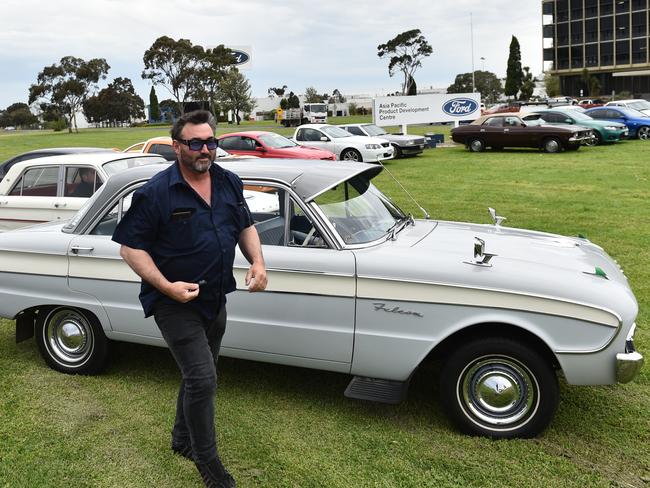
[[377, 160, 430, 219]]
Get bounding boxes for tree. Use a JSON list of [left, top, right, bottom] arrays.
[[268, 85, 287, 97], [142, 36, 204, 115], [504, 36, 523, 98], [0, 103, 38, 128], [216, 68, 255, 125], [447, 71, 503, 103], [286, 91, 300, 109], [519, 67, 536, 100], [406, 75, 417, 96], [149, 86, 161, 121], [377, 29, 432, 95], [589, 76, 601, 97], [194, 45, 237, 119], [28, 56, 110, 132], [543, 71, 561, 97], [304, 86, 324, 103], [83, 77, 145, 126], [329, 89, 346, 103], [159, 99, 181, 121]]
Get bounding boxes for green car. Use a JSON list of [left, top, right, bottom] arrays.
[[524, 109, 628, 145]]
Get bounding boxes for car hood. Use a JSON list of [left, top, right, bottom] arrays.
[[354, 219, 637, 325], [335, 135, 388, 145], [580, 119, 626, 129], [379, 134, 424, 143], [279, 146, 334, 158]]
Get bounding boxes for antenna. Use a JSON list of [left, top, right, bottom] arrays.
[[377, 160, 430, 219]]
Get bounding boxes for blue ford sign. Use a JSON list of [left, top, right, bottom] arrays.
[[442, 98, 479, 116], [231, 50, 250, 65]]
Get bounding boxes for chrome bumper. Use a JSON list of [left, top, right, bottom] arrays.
[[616, 351, 643, 383]]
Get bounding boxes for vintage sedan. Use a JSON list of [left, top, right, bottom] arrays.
[[451, 113, 593, 152], [0, 160, 642, 439], [0, 153, 166, 231], [218, 131, 336, 160], [337, 123, 426, 158]]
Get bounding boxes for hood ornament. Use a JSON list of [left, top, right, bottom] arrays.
[[464, 237, 497, 267], [489, 207, 506, 227]]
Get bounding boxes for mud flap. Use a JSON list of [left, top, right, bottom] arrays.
[[15, 310, 36, 343]]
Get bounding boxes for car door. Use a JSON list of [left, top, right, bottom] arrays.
[[295, 128, 332, 153], [225, 183, 356, 372], [478, 116, 505, 146], [66, 188, 160, 339], [0, 165, 71, 231], [501, 116, 532, 147]]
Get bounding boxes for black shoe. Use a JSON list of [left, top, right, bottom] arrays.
[[171, 441, 194, 461], [195, 458, 236, 488]]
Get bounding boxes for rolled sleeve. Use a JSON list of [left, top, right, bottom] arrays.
[[112, 188, 160, 251]]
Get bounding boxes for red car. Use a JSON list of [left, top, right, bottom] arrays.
[[218, 131, 336, 160]]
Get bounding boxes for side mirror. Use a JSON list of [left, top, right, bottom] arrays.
[[255, 146, 266, 152], [565, 119, 573, 124], [320, 136, 328, 142]]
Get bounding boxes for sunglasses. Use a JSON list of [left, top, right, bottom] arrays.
[[176, 137, 218, 151]]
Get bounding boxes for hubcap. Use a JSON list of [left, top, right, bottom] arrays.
[[343, 151, 359, 161], [639, 127, 649, 140], [458, 355, 538, 430], [45, 308, 94, 365], [545, 139, 560, 152], [470, 140, 482, 151]]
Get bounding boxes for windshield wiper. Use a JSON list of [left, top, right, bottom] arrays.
[[387, 214, 413, 240]]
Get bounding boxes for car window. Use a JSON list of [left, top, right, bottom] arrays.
[[90, 190, 135, 236], [544, 113, 567, 123], [346, 126, 365, 136], [503, 117, 521, 126], [241, 137, 257, 151], [64, 166, 104, 197], [589, 109, 605, 119], [8, 166, 59, 196], [149, 144, 176, 161], [219, 137, 238, 150], [483, 117, 504, 127], [101, 156, 166, 176], [606, 109, 623, 118], [299, 128, 324, 142]]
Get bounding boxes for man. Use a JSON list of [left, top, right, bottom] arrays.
[[112, 110, 267, 488], [71, 168, 97, 197]]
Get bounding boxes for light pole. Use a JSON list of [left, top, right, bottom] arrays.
[[470, 13, 475, 92], [480, 56, 485, 72]]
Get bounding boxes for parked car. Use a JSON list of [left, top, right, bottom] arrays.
[[0, 159, 642, 439], [546, 96, 578, 107], [522, 109, 628, 144], [577, 99, 606, 109], [293, 124, 394, 162], [605, 99, 650, 116], [218, 131, 336, 160], [337, 123, 426, 158], [585, 106, 650, 139], [451, 113, 593, 152], [0, 153, 166, 231], [124, 136, 245, 160], [1, 147, 117, 182]]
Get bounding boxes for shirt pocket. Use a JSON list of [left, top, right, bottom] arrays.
[[166, 209, 196, 248]]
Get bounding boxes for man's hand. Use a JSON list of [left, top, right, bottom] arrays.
[[164, 281, 200, 303], [245, 262, 267, 292]]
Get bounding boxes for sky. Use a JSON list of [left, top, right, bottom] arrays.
[[0, 0, 544, 109]]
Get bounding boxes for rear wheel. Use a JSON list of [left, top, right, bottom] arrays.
[[439, 337, 558, 438], [36, 307, 109, 375], [542, 137, 562, 153], [468, 138, 485, 152], [637, 126, 650, 140], [340, 148, 362, 162]]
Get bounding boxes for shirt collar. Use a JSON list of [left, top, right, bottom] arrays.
[[168, 160, 225, 188]]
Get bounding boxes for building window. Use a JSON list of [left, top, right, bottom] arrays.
[[601, 15, 614, 40], [600, 0, 614, 15], [571, 0, 583, 17], [615, 0, 630, 13], [586, 18, 599, 41], [631, 0, 646, 11], [616, 39, 630, 64], [601, 41, 614, 64], [632, 38, 647, 63], [571, 46, 584, 68], [571, 20, 584, 43], [631, 11, 647, 36], [586, 0, 599, 16], [558, 47, 570, 69], [585, 43, 599, 66], [558, 0, 570, 21], [557, 23, 570, 45], [616, 13, 630, 39]]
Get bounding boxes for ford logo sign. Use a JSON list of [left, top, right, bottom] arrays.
[[442, 98, 478, 116], [231, 50, 250, 65]]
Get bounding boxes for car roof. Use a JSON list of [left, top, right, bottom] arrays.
[[607, 99, 646, 103], [4, 152, 166, 174], [470, 113, 526, 124], [218, 131, 279, 138]]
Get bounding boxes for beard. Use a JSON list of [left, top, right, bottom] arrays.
[[180, 151, 214, 174]]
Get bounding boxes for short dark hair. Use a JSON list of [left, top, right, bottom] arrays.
[[170, 110, 216, 140]]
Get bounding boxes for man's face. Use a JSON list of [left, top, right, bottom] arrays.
[[173, 122, 216, 174]]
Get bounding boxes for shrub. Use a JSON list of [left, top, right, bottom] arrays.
[[47, 119, 68, 132]]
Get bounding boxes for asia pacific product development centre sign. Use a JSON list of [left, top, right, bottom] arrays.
[[372, 93, 481, 127]]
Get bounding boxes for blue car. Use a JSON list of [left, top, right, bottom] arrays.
[[585, 106, 650, 139]]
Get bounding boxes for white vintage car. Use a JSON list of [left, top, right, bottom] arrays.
[[0, 160, 642, 439], [293, 124, 394, 162], [0, 152, 167, 231]]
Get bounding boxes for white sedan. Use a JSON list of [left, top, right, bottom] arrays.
[[292, 124, 394, 162], [0, 152, 167, 232]]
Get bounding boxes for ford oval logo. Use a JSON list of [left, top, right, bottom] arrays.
[[231, 50, 250, 65], [442, 98, 479, 116]]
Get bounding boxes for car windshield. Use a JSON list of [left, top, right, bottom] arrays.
[[627, 100, 650, 111], [617, 107, 646, 118], [313, 174, 406, 245], [102, 156, 166, 176], [321, 126, 353, 138], [362, 124, 388, 136], [307, 104, 327, 112], [258, 133, 298, 148], [62, 186, 107, 233]]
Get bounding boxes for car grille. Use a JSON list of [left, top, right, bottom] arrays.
[[414, 138, 425, 145], [381, 142, 390, 148]]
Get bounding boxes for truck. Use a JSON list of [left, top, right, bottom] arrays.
[[280, 103, 328, 127]]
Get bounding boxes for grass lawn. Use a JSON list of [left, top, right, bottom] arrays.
[[0, 124, 649, 487]]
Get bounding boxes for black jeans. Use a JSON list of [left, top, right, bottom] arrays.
[[154, 301, 227, 464]]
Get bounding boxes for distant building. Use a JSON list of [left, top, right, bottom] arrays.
[[542, 0, 650, 98]]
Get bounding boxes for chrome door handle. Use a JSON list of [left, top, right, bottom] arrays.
[[70, 246, 94, 254], [54, 202, 67, 208]]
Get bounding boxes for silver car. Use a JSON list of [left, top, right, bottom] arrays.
[[0, 160, 642, 439], [338, 123, 426, 158]]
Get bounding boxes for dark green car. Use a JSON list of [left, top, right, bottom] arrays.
[[523, 109, 628, 145]]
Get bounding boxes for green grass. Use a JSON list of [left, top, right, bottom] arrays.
[[1, 128, 649, 487]]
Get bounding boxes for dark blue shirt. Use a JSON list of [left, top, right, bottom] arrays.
[[112, 161, 253, 319]]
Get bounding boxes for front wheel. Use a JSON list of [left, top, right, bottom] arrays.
[[637, 126, 650, 140], [392, 144, 403, 159], [439, 337, 558, 439], [36, 307, 109, 375], [340, 148, 362, 162], [542, 137, 562, 153], [468, 138, 485, 152]]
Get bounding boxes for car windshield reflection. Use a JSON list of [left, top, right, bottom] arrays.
[[314, 175, 405, 244]]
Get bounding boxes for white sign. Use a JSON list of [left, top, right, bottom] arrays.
[[373, 93, 481, 126]]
